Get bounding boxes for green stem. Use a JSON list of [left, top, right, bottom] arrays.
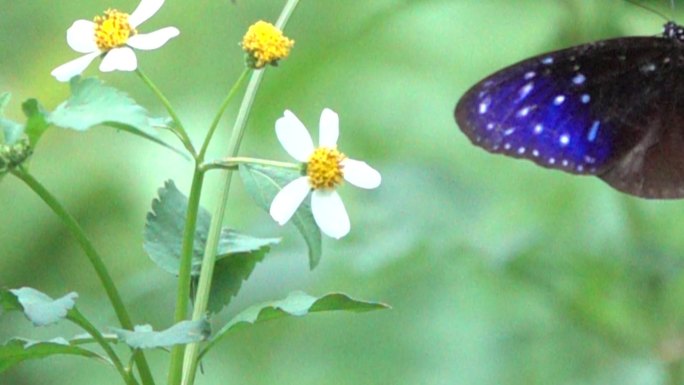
[[166, 168, 205, 385], [199, 69, 251, 159], [200, 156, 301, 172], [179, 2, 301, 384], [69, 309, 137, 385], [11, 168, 156, 385], [136, 69, 197, 158]]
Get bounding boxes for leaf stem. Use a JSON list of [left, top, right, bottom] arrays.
[[200, 156, 301, 172], [199, 69, 251, 159], [166, 168, 205, 385], [10, 168, 156, 385], [68, 309, 137, 385], [178, 1, 301, 384], [136, 69, 197, 158]]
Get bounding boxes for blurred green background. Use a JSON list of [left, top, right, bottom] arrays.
[[4, 0, 684, 384]]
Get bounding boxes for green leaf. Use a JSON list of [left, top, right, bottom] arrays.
[[144, 180, 280, 313], [0, 288, 21, 315], [111, 319, 210, 349], [239, 163, 322, 269], [108, 120, 189, 159], [0, 337, 107, 373], [201, 291, 389, 358], [205, 245, 271, 314], [49, 77, 155, 135], [3, 287, 78, 326], [21, 99, 49, 147]]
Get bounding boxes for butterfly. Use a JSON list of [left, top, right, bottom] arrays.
[[455, 21, 684, 199]]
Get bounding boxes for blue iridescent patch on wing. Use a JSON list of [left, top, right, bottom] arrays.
[[457, 54, 616, 174]]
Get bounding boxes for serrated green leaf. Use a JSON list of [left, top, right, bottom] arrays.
[[201, 291, 389, 358], [111, 319, 210, 349], [49, 77, 155, 135], [47, 76, 183, 154], [239, 163, 322, 269], [144, 180, 280, 313], [204, 247, 271, 314], [21, 99, 49, 147], [4, 287, 78, 326], [0, 337, 107, 373]]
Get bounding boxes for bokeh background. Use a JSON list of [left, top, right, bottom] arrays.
[[3, 0, 684, 384]]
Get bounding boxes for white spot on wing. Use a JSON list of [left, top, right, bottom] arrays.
[[517, 106, 531, 117], [518, 82, 534, 100], [581, 94, 590, 104], [533, 124, 543, 134], [479, 97, 491, 114], [553, 95, 566, 105], [559, 134, 570, 146], [572, 73, 586, 85], [641, 63, 656, 73], [542, 56, 554, 64], [524, 71, 536, 80]]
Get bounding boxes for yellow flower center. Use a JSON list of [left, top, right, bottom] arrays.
[[307, 147, 346, 190], [241, 20, 294, 69], [93, 9, 136, 51]]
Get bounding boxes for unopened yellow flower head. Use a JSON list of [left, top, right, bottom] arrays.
[[241, 20, 294, 69]]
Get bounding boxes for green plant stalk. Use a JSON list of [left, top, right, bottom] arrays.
[[200, 156, 301, 172], [166, 168, 205, 385], [11, 168, 156, 385], [136, 69, 197, 158], [68, 309, 137, 385], [179, 2, 301, 384], [199, 68, 250, 159], [167, 51, 254, 385]]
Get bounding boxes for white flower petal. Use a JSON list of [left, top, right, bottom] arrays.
[[276, 110, 315, 162], [129, 0, 164, 27], [99, 47, 138, 72], [127, 27, 179, 50], [66, 20, 98, 53], [341, 158, 382, 189], [51, 52, 101, 82], [269, 177, 311, 225], [318, 108, 339, 147], [311, 190, 350, 239]]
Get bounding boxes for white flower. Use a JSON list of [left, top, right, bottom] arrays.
[[270, 109, 382, 239], [51, 0, 179, 82]]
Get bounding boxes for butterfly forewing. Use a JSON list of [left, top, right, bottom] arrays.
[[455, 27, 684, 199]]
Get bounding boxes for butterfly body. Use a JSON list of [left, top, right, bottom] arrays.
[[455, 22, 684, 199]]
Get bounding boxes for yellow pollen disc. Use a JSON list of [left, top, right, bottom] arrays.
[[307, 147, 346, 190], [93, 9, 136, 51], [241, 20, 294, 69]]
